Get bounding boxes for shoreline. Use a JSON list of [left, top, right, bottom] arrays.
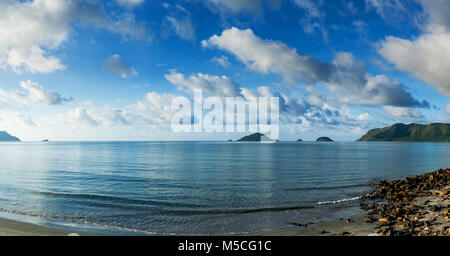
[[0, 169, 448, 236], [0, 217, 89, 236], [262, 168, 449, 236]]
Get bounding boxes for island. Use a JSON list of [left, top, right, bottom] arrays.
[[316, 137, 334, 142], [237, 133, 277, 142], [41, 139, 49, 142], [296, 139, 303, 142], [357, 123, 450, 142], [0, 131, 21, 141]]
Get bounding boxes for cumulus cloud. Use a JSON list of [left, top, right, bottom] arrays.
[[379, 26, 450, 97], [165, 71, 242, 97], [328, 52, 429, 108], [377, 0, 450, 96], [132, 92, 183, 125], [116, 0, 145, 8], [416, 0, 450, 28], [163, 70, 374, 134], [383, 106, 424, 121], [0, 112, 37, 127], [202, 27, 332, 84], [0, 0, 151, 74], [7, 80, 72, 106], [68, 105, 131, 127], [68, 108, 99, 126], [203, 27, 428, 108], [103, 54, 138, 78], [211, 55, 231, 68]]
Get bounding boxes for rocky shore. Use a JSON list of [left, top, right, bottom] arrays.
[[361, 168, 449, 236]]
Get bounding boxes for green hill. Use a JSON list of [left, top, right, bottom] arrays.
[[0, 131, 21, 141], [357, 123, 450, 142]]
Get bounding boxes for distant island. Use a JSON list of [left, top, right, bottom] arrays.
[[296, 139, 303, 142], [0, 131, 21, 141], [237, 133, 277, 142], [316, 137, 334, 142], [357, 123, 450, 142], [42, 139, 49, 142]]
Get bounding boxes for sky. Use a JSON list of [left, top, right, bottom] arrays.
[[0, 0, 449, 141]]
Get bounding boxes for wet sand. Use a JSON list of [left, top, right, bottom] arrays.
[[260, 215, 378, 236], [0, 217, 86, 236]]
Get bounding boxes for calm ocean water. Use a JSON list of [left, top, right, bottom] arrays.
[[0, 141, 449, 235]]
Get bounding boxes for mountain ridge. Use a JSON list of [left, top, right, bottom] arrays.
[[0, 131, 21, 141], [357, 123, 449, 142]]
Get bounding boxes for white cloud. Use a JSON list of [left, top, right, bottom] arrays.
[[377, 0, 450, 97], [416, 0, 450, 28], [116, 0, 145, 8], [165, 71, 242, 97], [292, 0, 323, 18], [0, 112, 36, 127], [378, 26, 450, 97], [365, 0, 405, 20], [328, 53, 429, 108], [202, 27, 331, 84], [68, 108, 99, 126], [0, 0, 151, 74], [292, 0, 327, 40], [103, 54, 138, 78], [211, 55, 231, 68], [68, 105, 131, 127], [203, 27, 428, 108], [0, 0, 72, 73], [7, 80, 72, 106], [132, 92, 182, 125], [165, 16, 196, 41], [383, 106, 424, 121], [163, 70, 374, 134]]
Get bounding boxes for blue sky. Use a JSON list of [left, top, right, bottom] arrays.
[[0, 0, 449, 141]]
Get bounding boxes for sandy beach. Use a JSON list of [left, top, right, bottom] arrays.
[[0, 217, 86, 236], [259, 214, 378, 236]]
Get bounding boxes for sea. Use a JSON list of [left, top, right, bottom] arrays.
[[0, 141, 449, 235]]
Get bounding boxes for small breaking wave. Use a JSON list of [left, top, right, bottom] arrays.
[[317, 196, 362, 205], [0, 207, 161, 235]]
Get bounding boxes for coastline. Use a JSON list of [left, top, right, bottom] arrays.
[[0, 168, 448, 236], [262, 168, 449, 236]]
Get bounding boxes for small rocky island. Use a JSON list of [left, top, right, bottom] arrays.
[[237, 133, 277, 142], [0, 131, 21, 141], [357, 123, 449, 142], [296, 139, 303, 142], [316, 137, 334, 142]]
